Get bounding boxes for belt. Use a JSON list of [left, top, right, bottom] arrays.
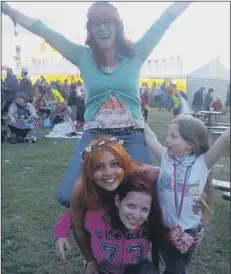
[[90, 127, 143, 135]]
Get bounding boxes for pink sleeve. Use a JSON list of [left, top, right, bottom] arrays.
[[53, 210, 72, 242]]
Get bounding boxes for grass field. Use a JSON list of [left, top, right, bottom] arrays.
[[2, 109, 230, 274]]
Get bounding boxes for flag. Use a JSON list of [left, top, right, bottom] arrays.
[[177, 55, 181, 66], [39, 42, 45, 54], [15, 45, 21, 63], [147, 59, 152, 68], [154, 60, 158, 68]]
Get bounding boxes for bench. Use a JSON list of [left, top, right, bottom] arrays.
[[207, 126, 228, 132], [222, 192, 230, 201], [212, 131, 223, 136], [212, 180, 230, 191], [192, 113, 206, 117], [212, 180, 230, 202], [210, 123, 230, 127]]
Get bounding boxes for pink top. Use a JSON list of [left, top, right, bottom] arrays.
[[53, 210, 72, 242], [54, 209, 149, 274]]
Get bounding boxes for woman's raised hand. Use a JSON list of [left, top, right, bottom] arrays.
[[2, 2, 12, 16]]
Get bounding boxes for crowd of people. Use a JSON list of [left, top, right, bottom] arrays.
[[140, 81, 189, 122], [192, 85, 230, 113], [2, 2, 231, 274], [1, 67, 86, 143]]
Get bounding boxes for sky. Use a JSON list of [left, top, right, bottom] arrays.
[[2, 1, 230, 74]]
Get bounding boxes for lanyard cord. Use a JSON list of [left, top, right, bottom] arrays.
[[173, 163, 191, 219]]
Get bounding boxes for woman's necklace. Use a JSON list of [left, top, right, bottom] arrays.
[[101, 54, 124, 74]]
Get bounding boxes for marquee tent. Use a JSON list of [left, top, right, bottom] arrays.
[[186, 58, 230, 104]]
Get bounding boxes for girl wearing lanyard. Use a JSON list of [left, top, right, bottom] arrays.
[[144, 115, 230, 274]]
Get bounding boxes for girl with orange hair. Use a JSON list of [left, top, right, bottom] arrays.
[[2, 1, 191, 208], [54, 136, 162, 274]]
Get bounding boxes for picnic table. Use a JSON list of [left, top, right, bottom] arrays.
[[212, 179, 230, 202], [207, 125, 228, 131], [212, 179, 230, 191], [198, 111, 222, 126], [191, 113, 206, 119], [210, 122, 230, 127], [222, 192, 230, 201]]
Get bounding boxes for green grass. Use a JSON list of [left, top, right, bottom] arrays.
[[2, 109, 230, 274]]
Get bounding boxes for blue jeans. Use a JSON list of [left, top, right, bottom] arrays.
[[161, 226, 200, 274], [57, 128, 152, 207]]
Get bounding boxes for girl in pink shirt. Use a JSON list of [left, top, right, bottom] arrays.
[[54, 173, 163, 274], [54, 136, 162, 273], [54, 173, 164, 274]]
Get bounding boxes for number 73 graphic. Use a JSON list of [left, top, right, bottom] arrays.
[[100, 243, 144, 264]]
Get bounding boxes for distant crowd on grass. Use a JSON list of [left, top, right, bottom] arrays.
[[140, 81, 230, 122], [1, 67, 86, 143], [191, 85, 230, 113]]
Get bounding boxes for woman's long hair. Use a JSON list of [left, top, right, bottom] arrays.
[[105, 170, 168, 242], [171, 115, 214, 220], [81, 136, 140, 210], [85, 2, 135, 67]]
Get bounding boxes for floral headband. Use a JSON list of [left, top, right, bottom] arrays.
[[80, 137, 124, 160]]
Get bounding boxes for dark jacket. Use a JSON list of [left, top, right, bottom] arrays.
[[192, 90, 203, 107], [3, 75, 19, 102], [204, 93, 213, 111], [68, 90, 77, 106], [19, 76, 35, 102]]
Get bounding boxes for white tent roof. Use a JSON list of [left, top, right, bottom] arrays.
[[140, 61, 186, 79], [187, 58, 230, 81]]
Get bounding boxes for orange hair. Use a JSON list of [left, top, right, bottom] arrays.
[[81, 136, 140, 210], [85, 2, 135, 67]]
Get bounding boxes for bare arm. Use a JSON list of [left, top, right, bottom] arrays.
[[204, 127, 230, 170], [2, 2, 85, 66], [144, 123, 166, 161], [70, 177, 95, 262]]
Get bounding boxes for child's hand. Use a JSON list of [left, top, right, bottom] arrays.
[[55, 237, 71, 263], [192, 197, 203, 215]]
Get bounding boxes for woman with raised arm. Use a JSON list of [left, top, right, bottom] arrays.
[[2, 1, 191, 207]]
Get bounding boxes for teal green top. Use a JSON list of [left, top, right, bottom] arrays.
[[28, 11, 176, 122]]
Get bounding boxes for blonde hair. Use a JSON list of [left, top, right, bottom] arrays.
[[170, 115, 214, 220]]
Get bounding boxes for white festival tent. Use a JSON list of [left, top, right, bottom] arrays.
[[14, 60, 80, 76], [186, 58, 230, 104]]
